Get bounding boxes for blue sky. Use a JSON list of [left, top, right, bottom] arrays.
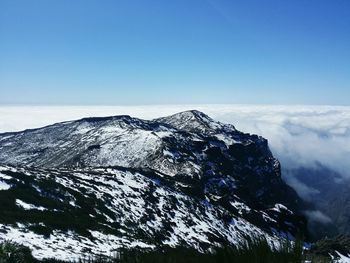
[[0, 0, 349, 105]]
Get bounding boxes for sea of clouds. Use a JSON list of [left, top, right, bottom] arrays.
[[1, 104, 349, 203]]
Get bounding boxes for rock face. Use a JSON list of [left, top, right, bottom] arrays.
[[0, 110, 306, 260], [309, 235, 350, 261]]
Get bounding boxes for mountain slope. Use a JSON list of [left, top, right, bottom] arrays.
[[0, 164, 288, 260], [0, 110, 307, 260]]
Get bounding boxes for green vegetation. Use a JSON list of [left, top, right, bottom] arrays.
[[0, 241, 35, 263], [307, 235, 350, 262], [0, 237, 334, 263]]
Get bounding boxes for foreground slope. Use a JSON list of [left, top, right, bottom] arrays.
[[0, 165, 289, 260], [0, 110, 307, 260]]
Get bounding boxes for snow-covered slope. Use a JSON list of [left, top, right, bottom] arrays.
[[0, 110, 307, 260], [0, 110, 268, 177]]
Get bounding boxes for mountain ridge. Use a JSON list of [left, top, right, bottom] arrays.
[[0, 110, 308, 260]]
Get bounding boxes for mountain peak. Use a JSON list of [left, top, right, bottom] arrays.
[[164, 110, 212, 120], [78, 115, 132, 123], [173, 109, 211, 118], [154, 110, 222, 134]]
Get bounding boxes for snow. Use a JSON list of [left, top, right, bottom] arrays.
[[0, 180, 11, 190], [0, 224, 155, 261], [335, 251, 350, 263], [215, 134, 238, 146], [154, 131, 173, 138], [0, 165, 290, 260], [16, 199, 47, 211], [0, 172, 12, 180], [0, 110, 252, 179], [270, 203, 293, 214], [163, 149, 176, 158], [230, 201, 251, 214]]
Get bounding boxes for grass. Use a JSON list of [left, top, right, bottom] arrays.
[[0, 241, 35, 263], [0, 236, 333, 263]]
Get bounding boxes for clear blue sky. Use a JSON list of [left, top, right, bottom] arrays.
[[0, 0, 349, 105]]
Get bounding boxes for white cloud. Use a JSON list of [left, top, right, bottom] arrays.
[[304, 210, 332, 224]]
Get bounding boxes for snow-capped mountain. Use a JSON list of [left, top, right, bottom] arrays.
[[0, 110, 307, 260]]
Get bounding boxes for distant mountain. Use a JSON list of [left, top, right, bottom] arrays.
[[0, 110, 307, 260], [284, 164, 350, 238]]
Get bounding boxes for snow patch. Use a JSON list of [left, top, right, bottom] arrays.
[[335, 251, 350, 263], [0, 180, 11, 190], [16, 199, 47, 211], [0, 172, 12, 180]]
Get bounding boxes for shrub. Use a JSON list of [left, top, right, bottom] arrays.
[[0, 241, 35, 263]]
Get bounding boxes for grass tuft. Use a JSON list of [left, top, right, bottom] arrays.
[[0, 236, 333, 263]]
